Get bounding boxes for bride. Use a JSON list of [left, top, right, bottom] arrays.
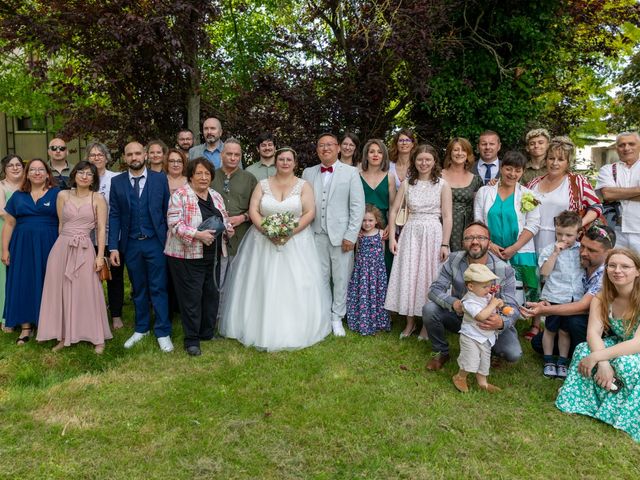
[[219, 147, 331, 351]]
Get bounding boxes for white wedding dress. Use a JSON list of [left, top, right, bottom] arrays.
[[219, 178, 331, 351]]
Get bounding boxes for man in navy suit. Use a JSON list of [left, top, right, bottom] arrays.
[[471, 130, 501, 184], [109, 141, 173, 352]]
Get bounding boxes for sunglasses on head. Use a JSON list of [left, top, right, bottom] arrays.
[[49, 146, 67, 152]]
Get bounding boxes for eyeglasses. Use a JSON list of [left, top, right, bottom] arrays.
[[168, 160, 183, 165], [605, 263, 636, 272], [49, 146, 67, 152], [29, 168, 46, 174], [318, 143, 338, 149], [463, 235, 489, 242], [398, 138, 414, 144], [76, 170, 95, 178], [89, 153, 105, 159], [223, 176, 230, 193]]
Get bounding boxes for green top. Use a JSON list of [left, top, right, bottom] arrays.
[[487, 193, 537, 268], [361, 174, 389, 221], [246, 161, 277, 182], [211, 168, 258, 256]]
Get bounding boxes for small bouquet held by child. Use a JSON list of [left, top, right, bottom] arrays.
[[261, 212, 299, 250]]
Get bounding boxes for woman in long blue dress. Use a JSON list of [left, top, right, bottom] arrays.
[[1, 159, 59, 344], [556, 248, 640, 442]]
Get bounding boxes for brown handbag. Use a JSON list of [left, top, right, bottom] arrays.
[[395, 181, 408, 226], [91, 192, 112, 281]]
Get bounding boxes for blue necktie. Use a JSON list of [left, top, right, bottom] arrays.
[[133, 176, 141, 198], [484, 163, 494, 185]]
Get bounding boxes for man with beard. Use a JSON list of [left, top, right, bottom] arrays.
[[189, 117, 225, 169], [175, 128, 194, 156], [522, 224, 615, 357], [109, 141, 173, 352], [246, 133, 277, 181], [423, 221, 522, 370]]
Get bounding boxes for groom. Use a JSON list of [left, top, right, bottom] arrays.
[[302, 133, 365, 335]]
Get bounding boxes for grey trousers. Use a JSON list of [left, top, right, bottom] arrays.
[[422, 301, 522, 362], [314, 232, 354, 320]]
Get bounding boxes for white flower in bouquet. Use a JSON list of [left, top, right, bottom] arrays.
[[261, 212, 299, 245]]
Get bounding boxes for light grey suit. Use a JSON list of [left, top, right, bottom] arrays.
[[302, 161, 365, 321]]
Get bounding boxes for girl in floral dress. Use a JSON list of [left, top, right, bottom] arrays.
[[556, 248, 640, 442], [346, 205, 390, 335]]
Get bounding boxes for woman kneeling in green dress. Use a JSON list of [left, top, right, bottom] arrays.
[[556, 248, 640, 443]]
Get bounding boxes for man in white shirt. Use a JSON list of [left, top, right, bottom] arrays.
[[596, 131, 640, 252], [472, 130, 501, 184]]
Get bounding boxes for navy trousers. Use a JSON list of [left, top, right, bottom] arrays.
[[124, 237, 171, 337]]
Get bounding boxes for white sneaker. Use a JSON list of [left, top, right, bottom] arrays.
[[124, 331, 149, 349], [157, 336, 174, 353], [332, 320, 346, 337]]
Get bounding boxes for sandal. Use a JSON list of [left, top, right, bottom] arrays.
[[523, 326, 540, 340], [16, 327, 32, 345]]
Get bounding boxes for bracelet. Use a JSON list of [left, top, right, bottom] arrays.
[[243, 212, 249, 222], [441, 244, 449, 248]]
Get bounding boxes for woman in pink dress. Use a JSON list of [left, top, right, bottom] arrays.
[[37, 161, 111, 353], [385, 144, 453, 339]]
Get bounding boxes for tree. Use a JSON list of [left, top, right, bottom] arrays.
[[0, 0, 219, 146]]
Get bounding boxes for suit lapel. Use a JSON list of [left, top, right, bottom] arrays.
[[327, 162, 340, 199]]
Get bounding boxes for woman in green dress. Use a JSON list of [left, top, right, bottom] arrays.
[[441, 138, 483, 252], [474, 151, 540, 304], [556, 248, 640, 442], [0, 154, 25, 333], [359, 139, 397, 272]]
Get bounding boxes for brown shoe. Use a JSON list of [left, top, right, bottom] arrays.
[[452, 374, 468, 392], [478, 383, 502, 393], [426, 352, 450, 371]]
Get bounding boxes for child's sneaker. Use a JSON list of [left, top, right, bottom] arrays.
[[543, 363, 557, 378], [556, 364, 568, 379]]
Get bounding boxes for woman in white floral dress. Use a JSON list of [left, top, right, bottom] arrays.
[[556, 248, 640, 442], [385, 144, 452, 340]]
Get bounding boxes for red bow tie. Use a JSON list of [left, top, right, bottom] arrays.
[[321, 166, 333, 173]]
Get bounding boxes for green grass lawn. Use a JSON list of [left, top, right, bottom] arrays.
[[1, 309, 639, 479]]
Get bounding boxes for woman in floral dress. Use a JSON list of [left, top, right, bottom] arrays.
[[556, 248, 640, 442], [385, 144, 453, 340]]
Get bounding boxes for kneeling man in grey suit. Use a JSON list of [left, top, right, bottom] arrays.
[[302, 133, 365, 335]]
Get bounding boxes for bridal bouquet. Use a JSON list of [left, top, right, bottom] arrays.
[[262, 212, 299, 249]]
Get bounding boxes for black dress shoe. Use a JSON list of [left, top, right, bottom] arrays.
[[185, 346, 202, 356]]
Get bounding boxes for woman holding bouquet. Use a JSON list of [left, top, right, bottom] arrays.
[[219, 147, 331, 351]]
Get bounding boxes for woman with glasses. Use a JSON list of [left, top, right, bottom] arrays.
[[0, 154, 24, 333], [339, 132, 361, 167], [388, 129, 416, 190], [556, 248, 640, 443], [86, 142, 125, 330], [165, 148, 188, 194], [165, 157, 233, 356], [36, 161, 111, 353], [1, 159, 60, 344], [525, 136, 601, 339]]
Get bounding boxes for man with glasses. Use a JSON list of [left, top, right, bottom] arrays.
[[48, 137, 71, 189], [175, 128, 194, 156], [596, 131, 640, 253], [211, 139, 257, 265], [424, 221, 522, 370], [522, 224, 615, 357], [302, 133, 365, 336], [246, 133, 276, 181]]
